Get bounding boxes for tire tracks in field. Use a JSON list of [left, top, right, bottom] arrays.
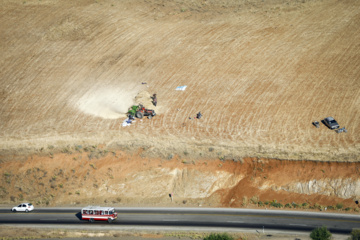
[[1, 1, 359, 160]]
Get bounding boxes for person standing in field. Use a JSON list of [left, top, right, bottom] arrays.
[[152, 93, 157, 107]]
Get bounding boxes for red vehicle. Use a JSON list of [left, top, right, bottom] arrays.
[[81, 206, 118, 223]]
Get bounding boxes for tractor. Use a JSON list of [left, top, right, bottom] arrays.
[[128, 104, 156, 119]]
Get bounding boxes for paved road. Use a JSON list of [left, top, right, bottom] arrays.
[[1, 208, 359, 234]]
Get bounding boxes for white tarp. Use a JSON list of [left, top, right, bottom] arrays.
[[175, 85, 187, 91]]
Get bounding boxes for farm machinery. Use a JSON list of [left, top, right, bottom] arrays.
[[128, 104, 156, 119]]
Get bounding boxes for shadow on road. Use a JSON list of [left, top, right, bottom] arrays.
[[75, 212, 82, 220]]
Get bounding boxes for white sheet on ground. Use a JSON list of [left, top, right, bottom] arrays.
[[175, 85, 187, 91]]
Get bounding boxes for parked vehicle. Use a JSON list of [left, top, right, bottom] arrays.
[[12, 203, 34, 212], [81, 206, 118, 223], [128, 104, 156, 119], [312, 121, 320, 128], [323, 117, 340, 129]]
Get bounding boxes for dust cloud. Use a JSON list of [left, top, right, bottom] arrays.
[[76, 87, 138, 119]]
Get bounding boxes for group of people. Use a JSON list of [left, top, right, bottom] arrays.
[[189, 112, 203, 120], [129, 93, 203, 121]]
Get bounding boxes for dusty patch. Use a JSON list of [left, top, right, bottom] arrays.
[[75, 86, 139, 119]]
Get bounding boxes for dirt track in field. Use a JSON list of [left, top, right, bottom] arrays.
[[1, 0, 359, 162]]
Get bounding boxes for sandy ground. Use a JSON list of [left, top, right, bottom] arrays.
[[0, 0, 359, 162]]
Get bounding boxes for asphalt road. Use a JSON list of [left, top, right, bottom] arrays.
[[1, 208, 359, 234]]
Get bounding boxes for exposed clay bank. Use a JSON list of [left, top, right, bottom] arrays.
[[1, 148, 359, 213]]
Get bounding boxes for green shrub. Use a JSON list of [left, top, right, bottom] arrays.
[[350, 229, 360, 240], [203, 233, 233, 240], [292, 202, 299, 208], [75, 145, 82, 152], [277, 203, 283, 208], [61, 147, 72, 154], [310, 226, 332, 240], [258, 201, 264, 207], [336, 203, 343, 210], [285, 203, 292, 208], [270, 202, 283, 208]]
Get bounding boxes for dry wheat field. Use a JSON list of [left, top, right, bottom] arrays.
[[1, 0, 359, 161]]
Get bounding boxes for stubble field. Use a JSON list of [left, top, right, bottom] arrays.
[[1, 0, 359, 161]]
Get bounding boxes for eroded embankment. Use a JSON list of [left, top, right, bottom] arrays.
[[0, 147, 359, 212]]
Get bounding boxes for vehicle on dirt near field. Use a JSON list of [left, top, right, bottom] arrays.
[[81, 206, 117, 223], [312, 121, 320, 128], [128, 104, 156, 119], [323, 117, 340, 129], [12, 203, 34, 212]]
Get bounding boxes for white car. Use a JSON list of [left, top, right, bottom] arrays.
[[12, 203, 34, 212]]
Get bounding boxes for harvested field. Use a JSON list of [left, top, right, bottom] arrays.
[[1, 0, 359, 162], [1, 4, 360, 239]]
